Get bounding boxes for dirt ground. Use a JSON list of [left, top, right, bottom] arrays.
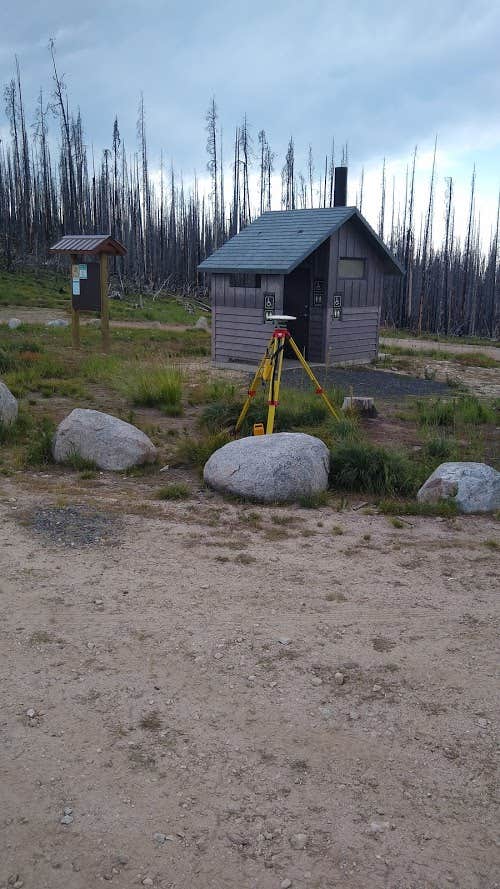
[[1, 473, 498, 889]]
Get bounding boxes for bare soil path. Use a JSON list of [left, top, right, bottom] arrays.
[[1, 477, 498, 889], [380, 336, 500, 361]]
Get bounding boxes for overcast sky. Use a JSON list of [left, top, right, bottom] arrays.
[[1, 0, 499, 242]]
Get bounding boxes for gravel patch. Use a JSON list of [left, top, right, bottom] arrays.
[[29, 505, 121, 547], [281, 365, 450, 398]]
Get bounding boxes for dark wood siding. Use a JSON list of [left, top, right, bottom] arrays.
[[211, 274, 284, 364], [328, 306, 381, 364], [327, 219, 385, 310]]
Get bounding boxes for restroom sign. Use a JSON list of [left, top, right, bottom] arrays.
[[313, 279, 325, 306], [333, 293, 343, 320], [263, 292, 276, 322]]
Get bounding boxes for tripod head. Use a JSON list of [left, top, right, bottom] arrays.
[[267, 314, 296, 329]]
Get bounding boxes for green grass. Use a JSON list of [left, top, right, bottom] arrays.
[[156, 482, 191, 500], [173, 430, 232, 473], [330, 442, 418, 496], [0, 268, 209, 326], [378, 499, 459, 517], [62, 452, 99, 471], [188, 377, 238, 406], [125, 365, 183, 414], [382, 343, 499, 368], [199, 387, 345, 435], [0, 268, 68, 309], [298, 491, 329, 508], [413, 395, 497, 428], [24, 417, 56, 467]]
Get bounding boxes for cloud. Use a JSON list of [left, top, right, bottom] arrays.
[[0, 0, 498, 241]]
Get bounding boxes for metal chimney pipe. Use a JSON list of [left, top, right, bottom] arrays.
[[333, 166, 348, 207]]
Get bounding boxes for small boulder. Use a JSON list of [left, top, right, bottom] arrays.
[[0, 381, 18, 426], [194, 316, 210, 332], [8, 318, 22, 330], [203, 432, 329, 503], [46, 319, 70, 328], [417, 462, 500, 514], [53, 409, 157, 471], [342, 396, 377, 417]]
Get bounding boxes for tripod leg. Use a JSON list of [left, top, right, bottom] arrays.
[[235, 335, 274, 432], [266, 335, 285, 434], [287, 336, 341, 420]]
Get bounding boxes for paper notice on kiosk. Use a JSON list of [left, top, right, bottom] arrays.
[[72, 279, 80, 296]]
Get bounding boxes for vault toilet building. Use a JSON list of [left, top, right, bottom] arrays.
[[198, 168, 403, 367]]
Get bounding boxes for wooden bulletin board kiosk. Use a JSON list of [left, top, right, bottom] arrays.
[[50, 235, 127, 350]]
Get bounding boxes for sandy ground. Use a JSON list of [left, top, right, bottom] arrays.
[[0, 475, 498, 889]]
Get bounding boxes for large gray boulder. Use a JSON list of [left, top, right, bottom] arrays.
[[0, 381, 18, 426], [203, 432, 330, 503], [7, 318, 22, 330], [53, 409, 157, 471], [417, 461, 500, 514]]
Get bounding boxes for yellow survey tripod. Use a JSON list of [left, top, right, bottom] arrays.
[[235, 315, 340, 435]]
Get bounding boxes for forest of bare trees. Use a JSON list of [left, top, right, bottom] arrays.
[[1, 52, 498, 337]]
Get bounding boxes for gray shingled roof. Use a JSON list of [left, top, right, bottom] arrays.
[[198, 207, 404, 276]]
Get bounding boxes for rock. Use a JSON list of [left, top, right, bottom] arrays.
[[311, 676, 323, 687], [60, 814, 74, 825], [53, 409, 157, 471], [63, 807, 73, 815], [87, 318, 101, 327], [289, 833, 308, 850], [319, 706, 333, 718], [142, 879, 154, 887], [334, 671, 344, 685], [417, 462, 500, 514], [281, 880, 293, 889], [7, 318, 22, 329], [26, 708, 36, 719], [342, 396, 377, 417], [278, 637, 291, 646], [369, 820, 390, 834], [46, 319, 70, 328], [227, 832, 250, 846], [203, 432, 330, 504], [194, 316, 210, 331], [153, 832, 168, 845], [0, 381, 18, 426]]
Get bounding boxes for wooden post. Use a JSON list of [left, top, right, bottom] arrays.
[[100, 252, 110, 351], [70, 253, 80, 349]]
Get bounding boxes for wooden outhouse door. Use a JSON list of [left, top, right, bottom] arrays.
[[284, 266, 310, 356]]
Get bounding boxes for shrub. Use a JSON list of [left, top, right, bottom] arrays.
[[156, 482, 191, 500], [128, 365, 183, 415], [330, 442, 416, 496]]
